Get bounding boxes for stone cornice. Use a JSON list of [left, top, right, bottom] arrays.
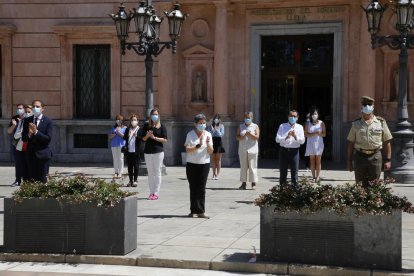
[[53, 23, 115, 36], [0, 24, 16, 35]]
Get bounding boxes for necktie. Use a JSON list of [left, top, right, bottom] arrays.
[[34, 117, 38, 126]]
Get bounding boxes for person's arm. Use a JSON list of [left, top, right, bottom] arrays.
[[275, 125, 284, 143], [7, 119, 17, 135], [304, 123, 310, 138], [116, 127, 125, 138], [33, 119, 53, 144], [206, 135, 214, 154], [247, 126, 260, 140], [347, 141, 354, 172], [156, 125, 168, 143], [321, 122, 326, 137], [383, 140, 392, 171], [236, 127, 243, 141], [296, 126, 306, 145], [185, 132, 198, 153]]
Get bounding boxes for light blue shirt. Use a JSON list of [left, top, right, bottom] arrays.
[[209, 124, 224, 138]]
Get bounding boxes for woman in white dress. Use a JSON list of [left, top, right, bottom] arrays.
[[304, 108, 326, 182]]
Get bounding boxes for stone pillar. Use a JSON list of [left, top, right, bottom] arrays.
[[357, 7, 376, 117], [157, 2, 174, 119], [213, 1, 228, 117]]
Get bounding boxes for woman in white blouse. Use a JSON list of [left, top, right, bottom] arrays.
[[184, 114, 214, 219], [236, 111, 260, 190]]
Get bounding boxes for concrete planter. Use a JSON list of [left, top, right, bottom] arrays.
[[4, 196, 137, 255], [260, 206, 402, 271]]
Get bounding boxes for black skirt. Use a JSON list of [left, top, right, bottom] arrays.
[[212, 137, 225, 154]]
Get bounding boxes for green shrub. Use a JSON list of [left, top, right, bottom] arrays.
[[13, 175, 137, 208], [255, 177, 414, 215]]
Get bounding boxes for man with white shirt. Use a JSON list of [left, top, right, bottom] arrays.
[[275, 110, 305, 187]]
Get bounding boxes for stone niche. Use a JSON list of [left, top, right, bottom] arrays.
[[182, 44, 214, 116]]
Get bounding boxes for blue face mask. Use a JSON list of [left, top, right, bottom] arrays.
[[288, 117, 297, 124], [244, 118, 252, 124], [196, 123, 206, 132], [362, 105, 374, 114], [33, 107, 42, 117], [151, 114, 158, 122]]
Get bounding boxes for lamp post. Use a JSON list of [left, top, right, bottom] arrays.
[[110, 0, 187, 118], [362, 0, 414, 183], [110, 1, 188, 175]]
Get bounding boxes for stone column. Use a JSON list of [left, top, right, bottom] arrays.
[[357, 6, 376, 117], [157, 2, 174, 119], [213, 1, 228, 117]]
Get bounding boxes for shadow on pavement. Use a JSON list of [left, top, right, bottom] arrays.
[[138, 215, 190, 219]]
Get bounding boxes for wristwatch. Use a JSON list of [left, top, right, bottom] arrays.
[[385, 158, 392, 162], [196, 144, 201, 149]]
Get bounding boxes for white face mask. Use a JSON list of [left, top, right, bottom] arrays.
[[362, 105, 374, 114], [131, 120, 138, 127], [311, 115, 318, 121], [214, 119, 219, 124]]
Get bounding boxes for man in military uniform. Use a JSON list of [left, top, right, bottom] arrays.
[[347, 96, 393, 186]]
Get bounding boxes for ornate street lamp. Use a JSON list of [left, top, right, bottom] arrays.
[[110, 1, 188, 175], [362, 0, 414, 183], [110, 1, 188, 118]]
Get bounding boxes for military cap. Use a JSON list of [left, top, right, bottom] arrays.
[[360, 96, 375, 104]]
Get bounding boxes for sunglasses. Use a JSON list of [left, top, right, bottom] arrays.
[[362, 103, 373, 106]]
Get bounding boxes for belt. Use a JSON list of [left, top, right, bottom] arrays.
[[355, 148, 380, 155], [281, 147, 299, 151]]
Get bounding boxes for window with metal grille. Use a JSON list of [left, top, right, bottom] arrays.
[[74, 134, 108, 148], [73, 45, 110, 119]]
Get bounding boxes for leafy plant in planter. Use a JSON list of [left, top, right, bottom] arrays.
[[13, 175, 137, 207], [255, 177, 414, 215], [256, 177, 414, 271], [5, 175, 138, 255]]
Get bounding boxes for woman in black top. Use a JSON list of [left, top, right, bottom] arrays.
[[142, 108, 168, 200], [123, 114, 142, 187]]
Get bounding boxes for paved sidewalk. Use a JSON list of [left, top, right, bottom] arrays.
[[0, 162, 413, 275]]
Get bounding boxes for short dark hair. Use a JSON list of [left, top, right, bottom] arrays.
[[194, 113, 206, 123], [289, 109, 298, 116], [32, 99, 44, 107]]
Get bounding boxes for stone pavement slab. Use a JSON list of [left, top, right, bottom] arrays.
[[0, 162, 413, 275]]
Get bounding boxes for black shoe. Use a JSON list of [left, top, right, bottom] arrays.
[[239, 182, 247, 190]]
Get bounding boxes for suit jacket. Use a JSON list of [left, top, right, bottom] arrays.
[[22, 115, 53, 160]]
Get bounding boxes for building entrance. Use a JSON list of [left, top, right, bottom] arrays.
[[260, 34, 334, 159]]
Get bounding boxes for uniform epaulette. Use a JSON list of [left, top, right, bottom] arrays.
[[352, 117, 361, 122], [376, 116, 385, 121]]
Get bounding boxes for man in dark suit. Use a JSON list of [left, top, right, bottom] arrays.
[[22, 100, 53, 183]]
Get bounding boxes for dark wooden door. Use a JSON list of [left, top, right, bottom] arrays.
[[260, 35, 333, 159]]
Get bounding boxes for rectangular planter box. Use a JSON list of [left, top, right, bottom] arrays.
[[260, 207, 402, 271], [4, 196, 137, 255]]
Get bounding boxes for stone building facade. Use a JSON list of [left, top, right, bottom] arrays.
[[0, 0, 412, 165]]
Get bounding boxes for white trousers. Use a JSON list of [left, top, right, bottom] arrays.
[[111, 147, 124, 175], [239, 151, 258, 183], [145, 152, 164, 195]]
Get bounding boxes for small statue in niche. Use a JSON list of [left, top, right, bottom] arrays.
[[193, 71, 205, 102]]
